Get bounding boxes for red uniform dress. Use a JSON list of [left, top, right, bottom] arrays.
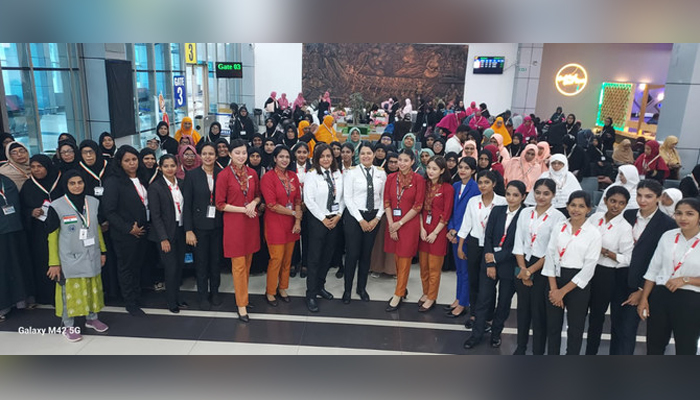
[[383, 171, 425, 257], [261, 169, 301, 245], [216, 165, 261, 258], [418, 181, 454, 256]]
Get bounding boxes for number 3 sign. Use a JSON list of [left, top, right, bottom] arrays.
[[185, 43, 196, 64]]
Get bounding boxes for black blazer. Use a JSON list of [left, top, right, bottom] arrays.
[[623, 209, 676, 291], [483, 205, 523, 279], [182, 167, 222, 232], [148, 176, 184, 242], [102, 175, 150, 241]]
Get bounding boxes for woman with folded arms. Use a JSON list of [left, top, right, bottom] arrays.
[[638, 198, 700, 355], [512, 178, 566, 355], [457, 170, 507, 327], [216, 139, 262, 322], [384, 149, 425, 312], [261, 145, 302, 306], [342, 142, 386, 304], [542, 190, 602, 355]]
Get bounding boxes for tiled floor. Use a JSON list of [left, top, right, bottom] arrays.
[[0, 264, 660, 355]]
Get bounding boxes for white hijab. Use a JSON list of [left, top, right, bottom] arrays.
[[402, 99, 413, 116], [525, 154, 581, 208], [659, 188, 683, 216], [598, 164, 640, 212]]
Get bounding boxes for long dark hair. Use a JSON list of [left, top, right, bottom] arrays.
[[426, 155, 451, 184], [113, 145, 147, 186], [312, 142, 338, 174]]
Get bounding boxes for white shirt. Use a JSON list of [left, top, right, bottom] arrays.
[[587, 212, 634, 268], [206, 172, 214, 193], [542, 219, 603, 289], [457, 194, 507, 246], [343, 165, 387, 222], [645, 229, 700, 293], [130, 177, 148, 209], [513, 206, 566, 261], [632, 208, 658, 244], [296, 162, 308, 185], [164, 177, 183, 226], [303, 167, 345, 222], [445, 136, 463, 155], [524, 171, 582, 209]]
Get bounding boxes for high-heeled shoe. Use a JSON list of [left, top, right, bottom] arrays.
[[385, 297, 402, 312], [300, 268, 307, 278], [445, 308, 467, 318], [266, 296, 278, 307], [277, 289, 291, 303], [418, 302, 435, 313], [443, 304, 457, 311]]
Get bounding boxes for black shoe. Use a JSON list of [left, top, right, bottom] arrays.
[[126, 305, 146, 317], [290, 266, 298, 278], [246, 303, 255, 310], [342, 292, 351, 304], [484, 322, 492, 333], [277, 290, 291, 303], [200, 300, 211, 311], [443, 304, 456, 311], [418, 302, 435, 313], [300, 268, 307, 278], [238, 313, 250, 323], [464, 318, 474, 330], [306, 298, 319, 313], [169, 307, 180, 314], [317, 289, 334, 300], [335, 268, 344, 279], [445, 309, 467, 318], [418, 298, 426, 307], [266, 296, 278, 307], [513, 347, 526, 355], [385, 297, 402, 312], [463, 336, 480, 349], [357, 290, 370, 302], [210, 293, 223, 306], [490, 335, 502, 348], [177, 302, 189, 309], [403, 288, 409, 299]]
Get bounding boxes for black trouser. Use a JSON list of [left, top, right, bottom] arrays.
[[546, 267, 591, 355], [140, 240, 161, 288], [306, 215, 340, 299], [586, 265, 616, 355], [647, 286, 700, 355], [343, 211, 379, 294], [332, 218, 345, 268], [160, 226, 186, 309], [472, 264, 516, 341], [514, 257, 548, 354], [113, 234, 148, 307], [193, 227, 222, 302], [609, 268, 640, 355], [466, 236, 487, 319]]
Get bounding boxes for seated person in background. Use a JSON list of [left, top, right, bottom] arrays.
[[634, 140, 669, 183], [659, 136, 682, 180], [679, 164, 700, 199]]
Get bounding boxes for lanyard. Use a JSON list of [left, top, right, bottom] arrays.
[[166, 178, 182, 214], [133, 180, 147, 205], [231, 165, 250, 199], [529, 210, 549, 245], [642, 155, 660, 172], [672, 233, 700, 277], [499, 210, 518, 247], [396, 174, 409, 206], [0, 180, 7, 205], [149, 168, 159, 185], [64, 196, 90, 229], [216, 159, 231, 169], [597, 217, 614, 237], [478, 200, 494, 229], [30, 171, 61, 198], [557, 223, 582, 262], [79, 160, 106, 185]]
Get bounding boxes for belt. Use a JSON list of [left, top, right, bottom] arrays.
[[325, 214, 338, 220], [360, 210, 378, 221]]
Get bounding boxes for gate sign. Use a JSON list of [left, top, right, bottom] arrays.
[[173, 75, 186, 108], [215, 62, 243, 78]]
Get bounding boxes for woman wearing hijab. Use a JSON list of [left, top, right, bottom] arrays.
[[136, 147, 163, 293], [297, 120, 317, 155], [400, 133, 421, 170], [483, 144, 505, 177], [596, 165, 640, 213], [262, 117, 279, 143], [563, 133, 586, 178], [0, 141, 31, 190], [635, 140, 670, 183], [507, 133, 525, 158], [56, 140, 80, 173], [550, 106, 565, 123], [265, 91, 280, 118], [515, 116, 538, 142], [586, 136, 612, 180], [632, 137, 647, 154], [445, 152, 459, 182], [536, 141, 551, 166], [417, 148, 434, 178], [278, 93, 290, 111], [612, 139, 635, 166], [525, 154, 582, 212], [600, 117, 616, 153], [659, 136, 682, 180], [78, 140, 109, 198], [436, 111, 467, 138], [292, 92, 306, 112], [282, 124, 299, 149], [201, 122, 222, 145], [466, 130, 483, 152], [45, 170, 108, 341], [317, 92, 331, 122], [176, 144, 202, 180], [502, 144, 546, 192], [155, 122, 178, 156], [658, 188, 683, 217], [490, 117, 512, 147], [431, 137, 446, 157], [489, 133, 511, 163], [469, 109, 491, 131], [19, 154, 63, 305], [679, 164, 700, 199], [175, 117, 202, 145], [139, 148, 160, 186], [0, 132, 16, 164], [98, 132, 116, 160], [315, 115, 339, 145], [230, 106, 256, 143], [215, 138, 231, 169], [402, 98, 413, 117], [373, 143, 389, 168], [477, 147, 506, 197], [247, 147, 265, 180], [261, 138, 277, 172]]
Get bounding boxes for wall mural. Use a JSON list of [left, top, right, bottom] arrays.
[[302, 43, 469, 107]]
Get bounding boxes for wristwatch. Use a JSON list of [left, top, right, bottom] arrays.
[[525, 269, 532, 277], [682, 277, 690, 284], [292, 211, 297, 217]]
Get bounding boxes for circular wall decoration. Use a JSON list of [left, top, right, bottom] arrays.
[[555, 63, 588, 96]]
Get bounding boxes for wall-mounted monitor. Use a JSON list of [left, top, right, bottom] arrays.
[[473, 56, 504, 75]]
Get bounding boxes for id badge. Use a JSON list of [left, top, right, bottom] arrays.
[[286, 203, 293, 210], [494, 247, 502, 253], [206, 205, 216, 219], [240, 130, 246, 136], [393, 208, 402, 217], [38, 200, 50, 222], [2, 205, 15, 215], [331, 203, 340, 213], [79, 228, 88, 240], [162, 150, 168, 155], [94, 186, 104, 197], [145, 209, 151, 221], [83, 237, 95, 247], [425, 213, 432, 225]]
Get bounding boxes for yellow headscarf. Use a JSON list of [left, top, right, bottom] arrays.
[[298, 120, 315, 155], [659, 135, 681, 166], [175, 117, 202, 144], [490, 117, 512, 146], [315, 115, 339, 144]]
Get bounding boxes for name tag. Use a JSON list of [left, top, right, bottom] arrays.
[[425, 214, 432, 225], [331, 203, 340, 213], [494, 247, 502, 253], [83, 237, 95, 247], [2, 205, 15, 215], [240, 131, 246, 136], [184, 253, 193, 263], [286, 203, 293, 210], [79, 228, 89, 240], [94, 186, 104, 197], [393, 208, 402, 217], [38, 200, 50, 222], [206, 205, 216, 219]]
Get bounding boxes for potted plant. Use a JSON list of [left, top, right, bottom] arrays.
[[348, 92, 365, 126]]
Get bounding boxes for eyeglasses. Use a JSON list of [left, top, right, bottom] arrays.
[[183, 153, 196, 159], [82, 149, 95, 155], [60, 149, 75, 155], [10, 148, 28, 156]]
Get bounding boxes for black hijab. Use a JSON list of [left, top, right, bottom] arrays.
[[62, 169, 86, 207], [467, 129, 483, 151], [215, 138, 231, 167], [0, 132, 15, 163], [139, 147, 159, 184], [208, 122, 222, 143], [373, 143, 388, 167], [282, 125, 298, 148], [56, 140, 80, 172], [247, 146, 264, 179], [261, 138, 276, 170], [264, 117, 277, 138], [431, 137, 446, 156], [99, 131, 116, 159], [78, 140, 106, 175], [508, 133, 524, 157], [477, 149, 493, 172], [445, 151, 459, 180]]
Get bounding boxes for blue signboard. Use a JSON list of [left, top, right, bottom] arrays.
[[173, 75, 186, 108]]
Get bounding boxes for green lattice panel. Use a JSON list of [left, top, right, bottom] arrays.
[[596, 82, 633, 131]]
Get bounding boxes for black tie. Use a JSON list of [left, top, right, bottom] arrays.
[[365, 167, 374, 210], [324, 170, 334, 211]]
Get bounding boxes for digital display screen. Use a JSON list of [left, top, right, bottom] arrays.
[[215, 62, 243, 78], [473, 56, 505, 75]]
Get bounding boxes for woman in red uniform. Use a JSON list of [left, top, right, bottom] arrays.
[[384, 149, 426, 312], [261, 145, 302, 306], [418, 156, 454, 312], [215, 139, 262, 322]]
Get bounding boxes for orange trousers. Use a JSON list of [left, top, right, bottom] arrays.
[[419, 251, 444, 301], [231, 254, 252, 307], [266, 241, 295, 295], [394, 257, 412, 297]]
